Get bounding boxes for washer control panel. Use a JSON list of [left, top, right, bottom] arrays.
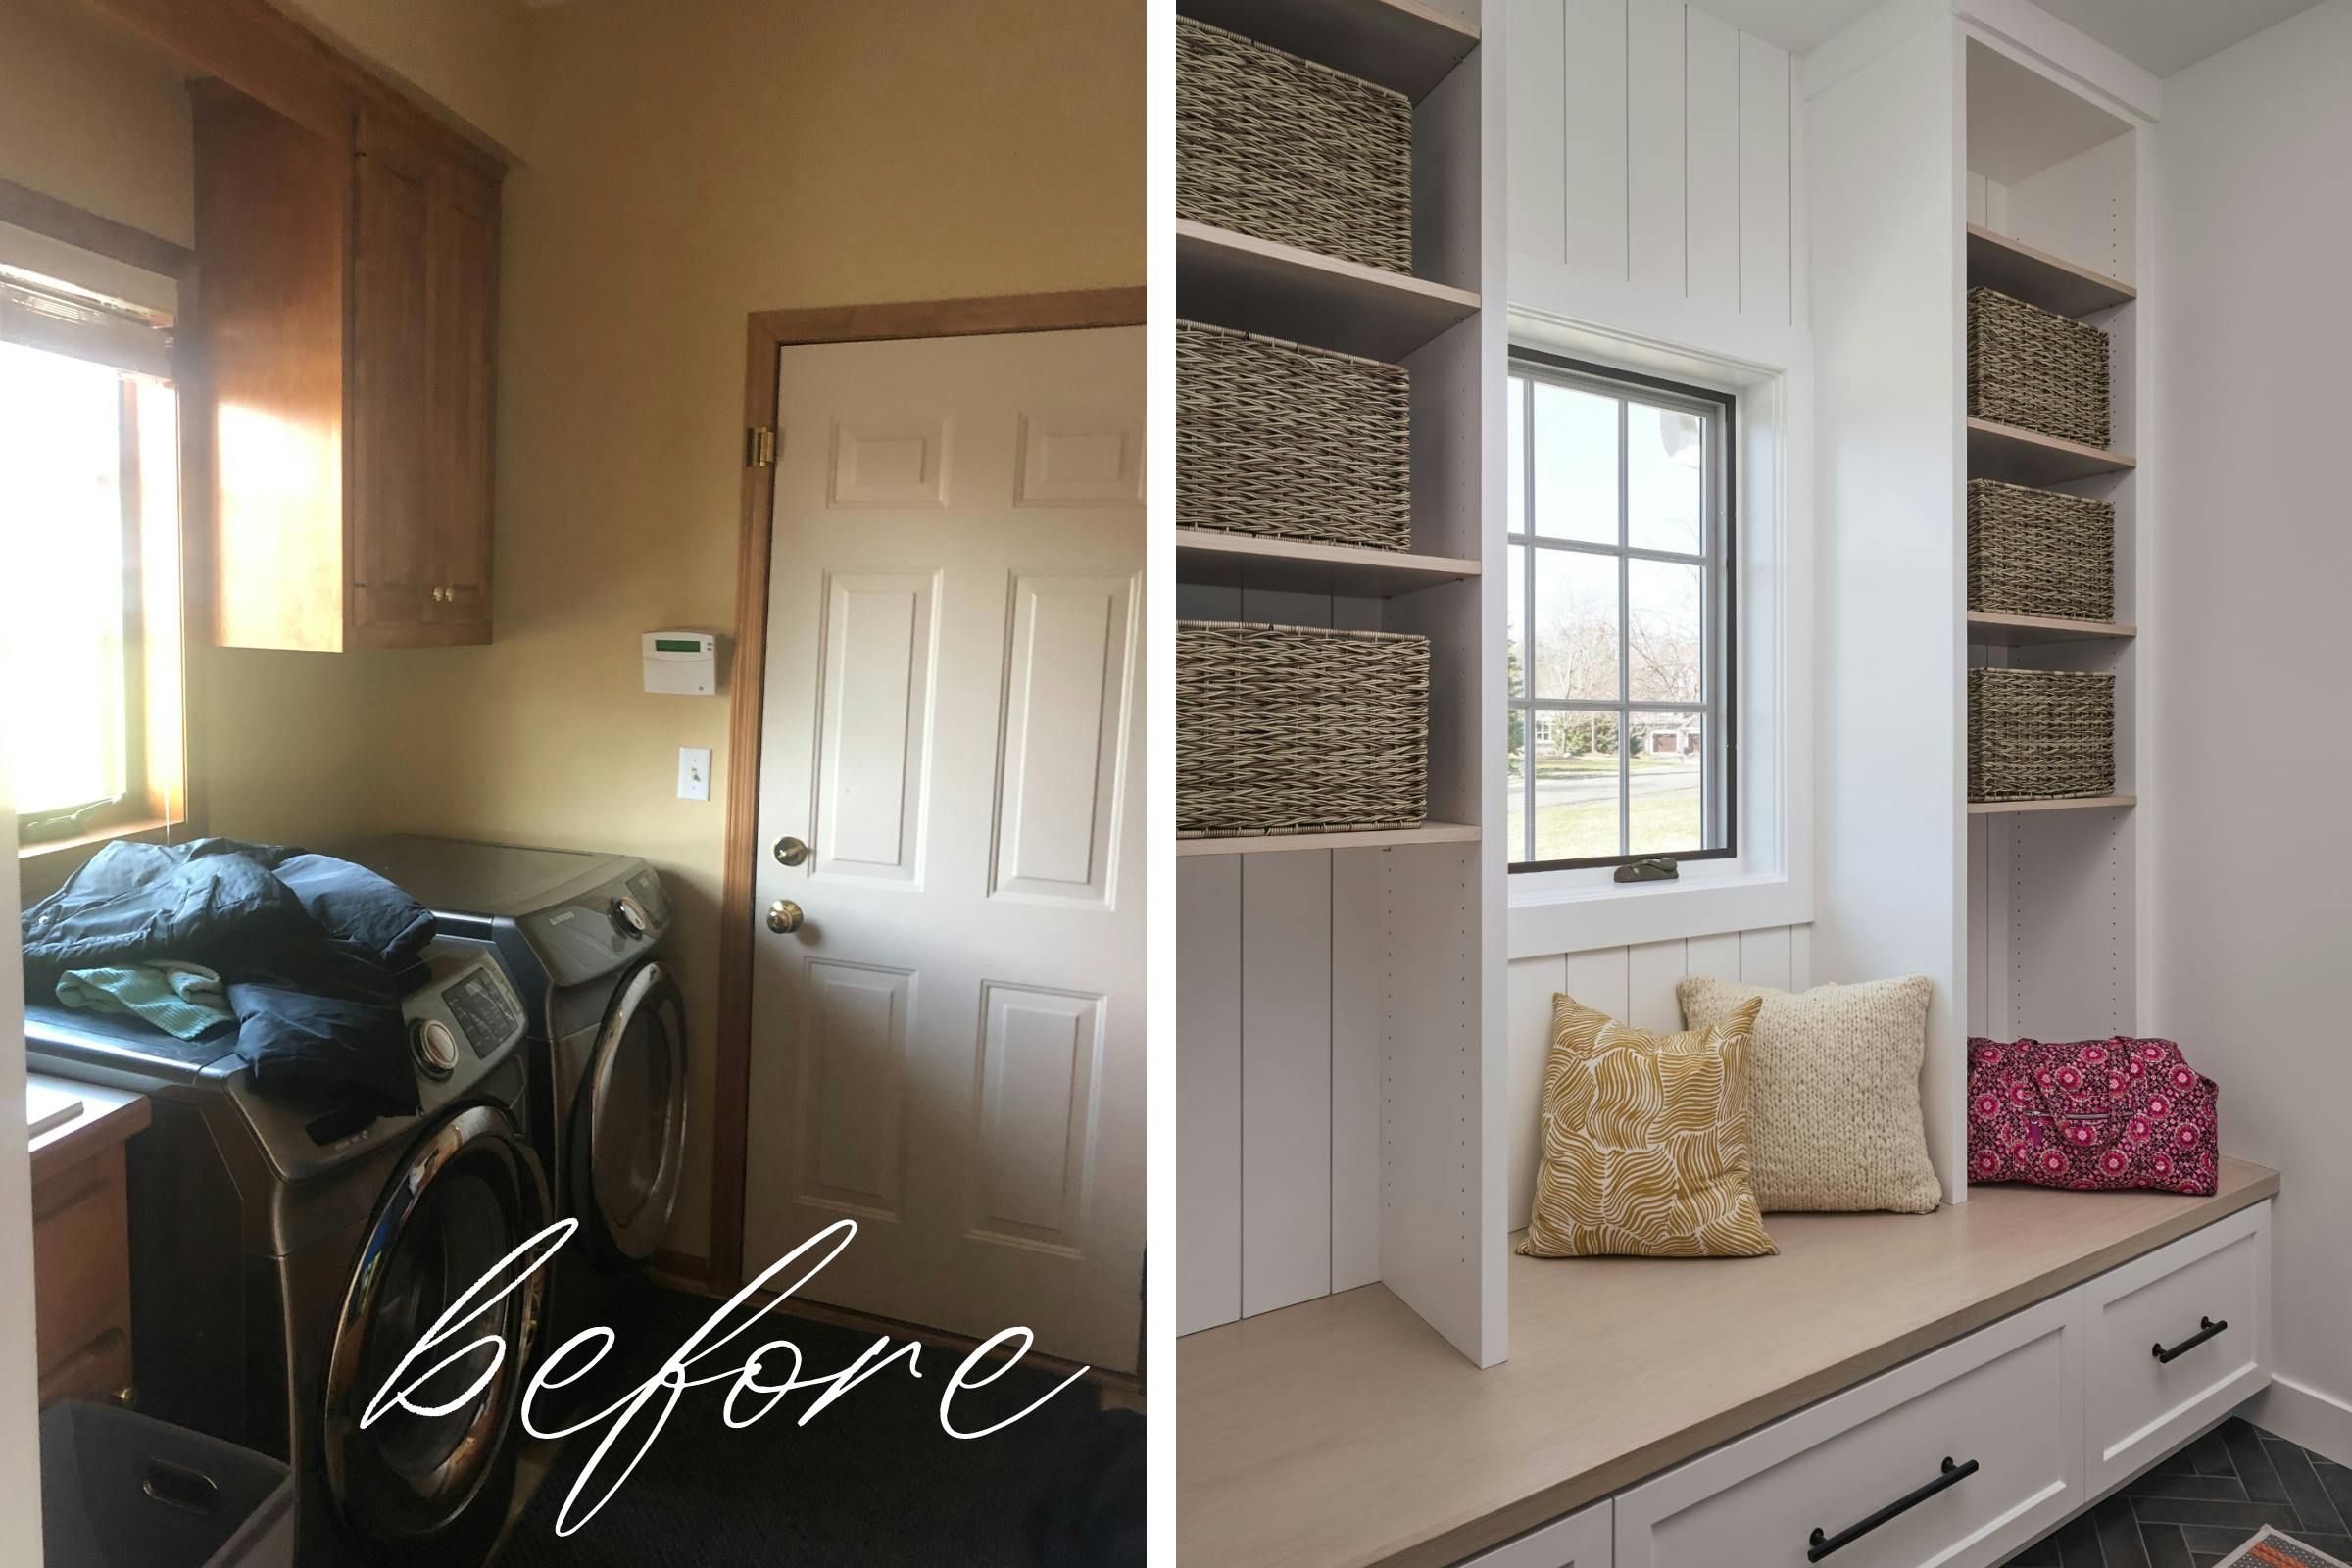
[[441, 965, 522, 1059], [225, 944, 529, 1186]]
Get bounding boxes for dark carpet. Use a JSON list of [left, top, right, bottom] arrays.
[[2006, 1419, 2352, 1567], [494, 1288, 1111, 1567]]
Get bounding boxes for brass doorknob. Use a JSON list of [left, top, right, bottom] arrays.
[[765, 899, 804, 935], [773, 835, 810, 867]]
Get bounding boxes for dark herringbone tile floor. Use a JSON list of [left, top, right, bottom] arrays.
[[2005, 1419, 2352, 1567]]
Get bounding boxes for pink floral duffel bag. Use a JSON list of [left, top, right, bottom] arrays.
[[1967, 1036, 2219, 1195]]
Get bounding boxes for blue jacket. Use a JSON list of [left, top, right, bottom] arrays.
[[22, 838, 434, 1116]]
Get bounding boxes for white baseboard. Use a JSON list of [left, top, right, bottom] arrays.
[[2242, 1375, 2352, 1468]]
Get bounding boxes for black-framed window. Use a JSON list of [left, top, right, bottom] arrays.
[[1506, 349, 1735, 872]]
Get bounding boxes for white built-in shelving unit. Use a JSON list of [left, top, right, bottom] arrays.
[[1174, 0, 1506, 1367], [1811, 16, 2156, 1201]]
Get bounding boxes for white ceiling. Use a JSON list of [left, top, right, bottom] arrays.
[[1697, 0, 2325, 77]]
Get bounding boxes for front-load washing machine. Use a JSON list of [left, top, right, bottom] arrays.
[[349, 837, 690, 1373], [27, 942, 549, 1567]]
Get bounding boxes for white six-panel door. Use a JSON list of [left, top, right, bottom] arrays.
[[745, 327, 1145, 1370]]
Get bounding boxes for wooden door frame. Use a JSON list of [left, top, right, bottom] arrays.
[[707, 287, 1147, 1293]]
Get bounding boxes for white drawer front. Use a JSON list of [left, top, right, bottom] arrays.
[[2083, 1200, 2271, 1492], [1615, 1294, 2083, 1568], [1457, 1499, 1611, 1567]]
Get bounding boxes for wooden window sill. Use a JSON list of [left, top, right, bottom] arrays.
[[16, 815, 176, 863]]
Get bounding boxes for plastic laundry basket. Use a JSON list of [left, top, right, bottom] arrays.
[[38, 1401, 293, 1568]]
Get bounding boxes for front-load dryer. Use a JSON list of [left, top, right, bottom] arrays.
[[27, 942, 549, 1567], [349, 837, 690, 1381]]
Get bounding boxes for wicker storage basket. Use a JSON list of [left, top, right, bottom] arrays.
[[1178, 620, 1430, 836], [1178, 320, 1411, 550], [1968, 479, 2115, 621], [1177, 18, 1412, 273], [1969, 667, 2115, 802], [1968, 287, 2111, 448]]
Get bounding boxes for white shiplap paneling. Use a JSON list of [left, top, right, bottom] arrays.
[[1506, 924, 1811, 1225], [1740, 30, 1793, 321], [1685, 7, 1742, 309], [1560, 0, 1630, 279], [1627, 0, 1688, 294], [1510, 0, 1569, 264], [1508, 0, 1797, 325], [1176, 857, 1242, 1336], [1239, 854, 1333, 1318]]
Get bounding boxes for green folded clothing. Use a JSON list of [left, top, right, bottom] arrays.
[[55, 960, 234, 1040]]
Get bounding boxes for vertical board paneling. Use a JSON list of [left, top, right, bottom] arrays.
[[1510, 0, 1568, 263], [1626, 938, 1687, 1030], [1524, 2, 1796, 328], [1562, 944, 1630, 1018], [1738, 35, 1791, 321], [1506, 954, 1570, 1238], [1626, 0, 1687, 294], [1684, 929, 1742, 980], [1684, 8, 1741, 309], [1739, 924, 1793, 990], [1176, 858, 1242, 1336], [1239, 854, 1333, 1317], [1330, 847, 1384, 1292], [1562, 0, 1630, 280]]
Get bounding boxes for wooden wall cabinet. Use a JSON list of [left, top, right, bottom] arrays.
[[193, 87, 501, 651]]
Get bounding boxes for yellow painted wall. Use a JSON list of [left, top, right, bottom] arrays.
[[0, 0, 193, 245], [205, 0, 1145, 1259], [271, 0, 529, 157]]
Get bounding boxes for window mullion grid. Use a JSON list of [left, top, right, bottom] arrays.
[[1616, 396, 1631, 859], [1520, 376, 1537, 865]]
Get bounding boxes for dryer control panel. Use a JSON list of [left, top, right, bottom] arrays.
[[516, 865, 675, 989]]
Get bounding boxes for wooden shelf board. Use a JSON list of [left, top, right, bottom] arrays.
[[1178, 220, 1481, 363], [1968, 794, 2136, 815], [1180, 1161, 2278, 1568], [1966, 610, 2136, 646], [1177, 821, 1479, 857], [1178, 0, 1478, 101], [1176, 530, 1481, 597], [1967, 417, 2136, 485], [1966, 224, 2136, 318]]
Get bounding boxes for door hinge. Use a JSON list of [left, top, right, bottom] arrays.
[[746, 425, 776, 468]]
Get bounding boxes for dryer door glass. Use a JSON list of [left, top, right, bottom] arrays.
[[580, 959, 688, 1262], [324, 1104, 550, 1546]]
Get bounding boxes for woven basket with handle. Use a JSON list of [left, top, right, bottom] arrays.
[[1969, 667, 2115, 802], [1177, 320, 1410, 551], [1178, 620, 1430, 836], [1176, 18, 1412, 273], [1968, 478, 2115, 622], [1967, 286, 2112, 448]]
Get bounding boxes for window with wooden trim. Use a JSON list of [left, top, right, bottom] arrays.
[[1, 265, 187, 845], [1506, 350, 1735, 871]]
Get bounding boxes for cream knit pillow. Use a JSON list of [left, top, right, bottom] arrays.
[[1677, 974, 1942, 1214]]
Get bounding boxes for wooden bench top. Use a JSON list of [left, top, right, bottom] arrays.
[[1178, 1157, 2280, 1568]]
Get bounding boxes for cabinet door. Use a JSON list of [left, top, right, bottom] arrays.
[[349, 110, 437, 638], [426, 160, 497, 638]]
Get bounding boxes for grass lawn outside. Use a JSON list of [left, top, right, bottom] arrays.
[[1505, 791, 1703, 861]]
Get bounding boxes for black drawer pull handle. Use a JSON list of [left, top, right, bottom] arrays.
[[2153, 1317, 2228, 1364], [1807, 1457, 1979, 1562]]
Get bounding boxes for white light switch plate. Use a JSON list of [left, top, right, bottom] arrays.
[[677, 746, 711, 801]]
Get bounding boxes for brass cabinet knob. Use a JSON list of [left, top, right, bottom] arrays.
[[765, 899, 804, 935]]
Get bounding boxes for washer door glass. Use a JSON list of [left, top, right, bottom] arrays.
[[325, 1105, 549, 1544], [580, 960, 688, 1261]]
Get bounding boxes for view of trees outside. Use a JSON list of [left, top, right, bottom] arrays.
[[1506, 372, 1714, 863]]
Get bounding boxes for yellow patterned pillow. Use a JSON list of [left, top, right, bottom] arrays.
[[1517, 992, 1777, 1258]]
